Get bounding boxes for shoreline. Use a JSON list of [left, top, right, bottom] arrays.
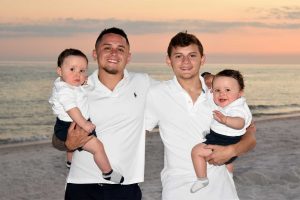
[[1, 113, 299, 149]]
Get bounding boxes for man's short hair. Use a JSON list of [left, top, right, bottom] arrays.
[[167, 31, 204, 57], [95, 27, 130, 49]]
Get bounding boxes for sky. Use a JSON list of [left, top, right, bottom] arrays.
[[1, 0, 300, 64]]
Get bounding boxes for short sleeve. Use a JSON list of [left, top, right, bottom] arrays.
[[145, 87, 159, 131], [57, 86, 77, 112]]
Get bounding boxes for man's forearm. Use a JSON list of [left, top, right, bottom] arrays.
[[232, 124, 256, 157], [52, 134, 68, 151]]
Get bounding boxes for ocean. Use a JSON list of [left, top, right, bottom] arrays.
[[0, 61, 300, 144]]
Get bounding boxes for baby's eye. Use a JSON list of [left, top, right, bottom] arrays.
[[80, 69, 86, 73], [70, 68, 75, 71]]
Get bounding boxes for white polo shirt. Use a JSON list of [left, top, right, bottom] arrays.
[[49, 77, 89, 122], [211, 97, 252, 137], [146, 76, 239, 200], [67, 69, 152, 184]]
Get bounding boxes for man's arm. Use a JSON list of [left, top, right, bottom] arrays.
[[52, 122, 92, 151], [205, 121, 256, 165], [52, 133, 68, 151]]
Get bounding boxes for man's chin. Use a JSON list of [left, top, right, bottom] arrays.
[[103, 68, 119, 75]]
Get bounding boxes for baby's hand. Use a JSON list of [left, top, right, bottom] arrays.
[[213, 110, 227, 125], [83, 121, 96, 133]]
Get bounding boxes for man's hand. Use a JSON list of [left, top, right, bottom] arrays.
[[65, 122, 92, 151], [205, 144, 236, 165]]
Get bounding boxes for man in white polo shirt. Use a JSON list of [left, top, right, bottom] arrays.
[[145, 32, 256, 200], [55, 27, 153, 200]]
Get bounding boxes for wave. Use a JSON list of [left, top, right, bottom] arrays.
[[249, 104, 300, 110], [249, 104, 300, 116], [0, 135, 50, 145]]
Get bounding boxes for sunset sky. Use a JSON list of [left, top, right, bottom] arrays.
[[1, 0, 300, 64]]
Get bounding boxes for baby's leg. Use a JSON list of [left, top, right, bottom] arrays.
[[83, 136, 111, 173], [82, 136, 124, 183], [66, 151, 73, 168], [191, 143, 213, 178], [190, 143, 212, 193]]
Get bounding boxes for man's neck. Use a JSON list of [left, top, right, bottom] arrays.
[[177, 77, 203, 103], [98, 70, 124, 91]]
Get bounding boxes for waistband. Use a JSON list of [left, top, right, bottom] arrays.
[[97, 183, 139, 187]]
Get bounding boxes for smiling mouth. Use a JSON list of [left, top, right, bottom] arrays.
[[219, 99, 227, 103], [107, 59, 119, 64], [180, 67, 192, 71]]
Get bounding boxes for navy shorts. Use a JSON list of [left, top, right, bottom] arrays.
[[54, 117, 96, 141], [204, 129, 242, 164]]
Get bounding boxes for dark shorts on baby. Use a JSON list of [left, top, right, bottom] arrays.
[[204, 129, 242, 164], [54, 118, 96, 150]]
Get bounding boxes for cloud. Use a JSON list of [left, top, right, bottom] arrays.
[[1, 17, 300, 38], [248, 6, 300, 20]]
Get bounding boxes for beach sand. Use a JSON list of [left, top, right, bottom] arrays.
[[1, 116, 300, 200]]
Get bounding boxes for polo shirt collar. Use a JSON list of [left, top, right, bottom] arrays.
[[88, 69, 130, 95], [170, 75, 206, 94]]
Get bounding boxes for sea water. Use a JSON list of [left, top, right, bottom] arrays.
[[0, 61, 299, 144]]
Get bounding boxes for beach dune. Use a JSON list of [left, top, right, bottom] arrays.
[[0, 116, 299, 200]]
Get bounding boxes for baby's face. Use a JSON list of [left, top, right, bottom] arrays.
[[57, 55, 88, 86], [212, 76, 243, 108]]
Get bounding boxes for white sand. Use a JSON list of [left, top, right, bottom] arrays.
[[0, 116, 299, 200]]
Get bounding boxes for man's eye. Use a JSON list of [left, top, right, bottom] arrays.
[[118, 48, 125, 52], [226, 89, 231, 92], [175, 55, 182, 59]]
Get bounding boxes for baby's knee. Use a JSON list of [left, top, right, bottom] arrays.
[[191, 143, 206, 156]]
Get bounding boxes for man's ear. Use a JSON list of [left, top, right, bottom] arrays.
[[126, 52, 131, 64], [200, 55, 206, 66], [92, 49, 97, 60], [166, 55, 171, 67]]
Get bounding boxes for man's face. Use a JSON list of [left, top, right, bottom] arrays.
[[93, 33, 131, 76], [167, 44, 205, 80]]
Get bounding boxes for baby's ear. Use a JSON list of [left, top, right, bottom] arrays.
[[56, 67, 62, 76], [239, 89, 245, 97]]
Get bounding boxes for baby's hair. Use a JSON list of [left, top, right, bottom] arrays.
[[201, 72, 211, 77], [57, 48, 88, 67], [214, 69, 245, 90]]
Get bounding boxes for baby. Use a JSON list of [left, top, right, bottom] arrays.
[[49, 48, 124, 183], [191, 69, 252, 192]]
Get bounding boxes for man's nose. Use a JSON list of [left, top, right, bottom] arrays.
[[182, 56, 191, 63], [110, 48, 117, 55]]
